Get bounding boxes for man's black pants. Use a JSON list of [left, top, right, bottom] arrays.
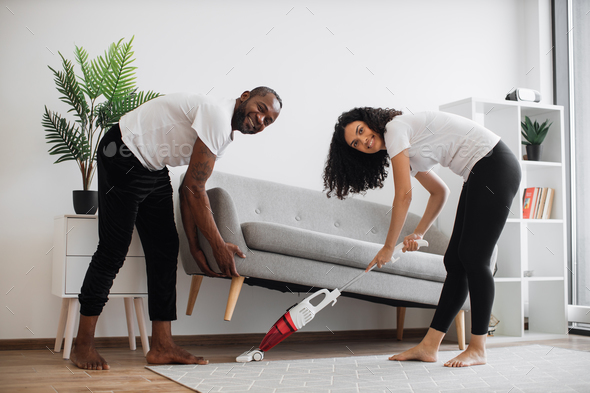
[[79, 124, 179, 321]]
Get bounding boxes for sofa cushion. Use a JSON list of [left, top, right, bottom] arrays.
[[241, 221, 448, 283]]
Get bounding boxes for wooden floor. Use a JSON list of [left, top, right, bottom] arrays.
[[1, 334, 590, 393]]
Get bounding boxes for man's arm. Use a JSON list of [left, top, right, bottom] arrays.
[[180, 137, 245, 277], [179, 181, 220, 277]]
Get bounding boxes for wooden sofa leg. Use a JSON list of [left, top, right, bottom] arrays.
[[224, 276, 245, 321], [186, 275, 204, 316], [455, 310, 466, 350], [396, 307, 406, 341]]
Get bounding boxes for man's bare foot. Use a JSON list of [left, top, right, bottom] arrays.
[[70, 344, 110, 370], [389, 343, 438, 363], [146, 343, 208, 365], [444, 347, 486, 367]]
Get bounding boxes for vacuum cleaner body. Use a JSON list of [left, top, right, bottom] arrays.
[[236, 240, 428, 362], [236, 289, 342, 362]]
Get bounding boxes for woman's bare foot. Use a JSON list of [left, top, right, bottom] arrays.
[[445, 334, 488, 367], [444, 346, 486, 367], [146, 343, 208, 365], [389, 342, 438, 362], [70, 343, 110, 370], [389, 328, 445, 363]]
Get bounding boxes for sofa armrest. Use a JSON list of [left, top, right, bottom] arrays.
[[178, 186, 248, 275]]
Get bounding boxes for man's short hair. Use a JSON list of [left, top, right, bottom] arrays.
[[250, 86, 283, 109]]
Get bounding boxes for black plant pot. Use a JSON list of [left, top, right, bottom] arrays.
[[526, 145, 542, 161], [73, 190, 98, 215]]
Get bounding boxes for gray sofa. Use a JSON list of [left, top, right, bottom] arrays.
[[175, 171, 495, 348]]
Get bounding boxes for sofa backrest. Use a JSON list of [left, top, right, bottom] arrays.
[[203, 171, 450, 256]]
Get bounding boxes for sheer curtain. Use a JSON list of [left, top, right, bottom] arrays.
[[572, 0, 590, 319]]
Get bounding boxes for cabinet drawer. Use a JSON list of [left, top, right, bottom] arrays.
[[65, 218, 144, 257], [65, 218, 99, 256], [65, 256, 148, 295]]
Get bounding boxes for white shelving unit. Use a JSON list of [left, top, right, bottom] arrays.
[[439, 97, 568, 340]]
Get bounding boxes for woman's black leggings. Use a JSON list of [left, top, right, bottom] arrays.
[[430, 140, 521, 335]]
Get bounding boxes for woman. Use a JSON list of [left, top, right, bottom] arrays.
[[323, 107, 521, 367]]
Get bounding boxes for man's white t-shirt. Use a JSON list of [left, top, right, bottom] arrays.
[[119, 93, 236, 171], [384, 111, 501, 182]]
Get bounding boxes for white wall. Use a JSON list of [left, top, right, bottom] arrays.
[[0, 0, 551, 340]]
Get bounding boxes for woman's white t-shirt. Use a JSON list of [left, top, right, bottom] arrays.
[[119, 92, 236, 171], [384, 111, 501, 182]]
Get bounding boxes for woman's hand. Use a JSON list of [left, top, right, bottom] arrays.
[[403, 233, 424, 252], [365, 246, 395, 272]]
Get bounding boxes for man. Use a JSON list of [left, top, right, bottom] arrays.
[[71, 87, 282, 370]]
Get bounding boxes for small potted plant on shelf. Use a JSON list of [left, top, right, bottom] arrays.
[[42, 36, 159, 214], [521, 115, 552, 161]]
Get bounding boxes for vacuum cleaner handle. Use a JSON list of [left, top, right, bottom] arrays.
[[288, 288, 342, 329], [289, 239, 429, 329], [339, 239, 429, 292], [374, 239, 429, 271], [369, 239, 429, 270], [302, 288, 342, 314]]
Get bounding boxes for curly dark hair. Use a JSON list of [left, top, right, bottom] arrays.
[[323, 107, 402, 199]]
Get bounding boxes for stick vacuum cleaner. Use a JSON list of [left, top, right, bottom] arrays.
[[236, 239, 429, 362]]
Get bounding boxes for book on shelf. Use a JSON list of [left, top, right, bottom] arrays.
[[542, 188, 555, 219], [535, 188, 547, 219], [522, 187, 554, 219], [522, 187, 537, 218]]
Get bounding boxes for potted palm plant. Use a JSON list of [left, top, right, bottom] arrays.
[[42, 36, 159, 214], [521, 115, 552, 161]]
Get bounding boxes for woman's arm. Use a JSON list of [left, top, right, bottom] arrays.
[[411, 170, 450, 237], [401, 170, 449, 252], [365, 149, 413, 271]]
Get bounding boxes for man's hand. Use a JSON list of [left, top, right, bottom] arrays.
[[190, 247, 222, 278], [212, 243, 246, 277]]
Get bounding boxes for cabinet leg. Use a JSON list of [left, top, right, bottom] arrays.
[[186, 275, 204, 316], [224, 276, 245, 321], [455, 310, 466, 350], [54, 298, 70, 353], [134, 297, 150, 356], [124, 298, 136, 351], [62, 298, 80, 360], [396, 307, 406, 341]]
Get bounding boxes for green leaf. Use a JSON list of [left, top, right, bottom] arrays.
[[42, 106, 90, 164], [525, 116, 534, 133], [49, 53, 89, 128], [87, 46, 115, 100], [520, 115, 552, 145], [536, 121, 552, 143], [75, 45, 99, 100], [103, 37, 138, 102]]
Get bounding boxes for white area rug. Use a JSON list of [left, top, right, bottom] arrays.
[[146, 345, 590, 393]]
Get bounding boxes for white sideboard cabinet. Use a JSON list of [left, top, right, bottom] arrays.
[[52, 215, 150, 359]]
